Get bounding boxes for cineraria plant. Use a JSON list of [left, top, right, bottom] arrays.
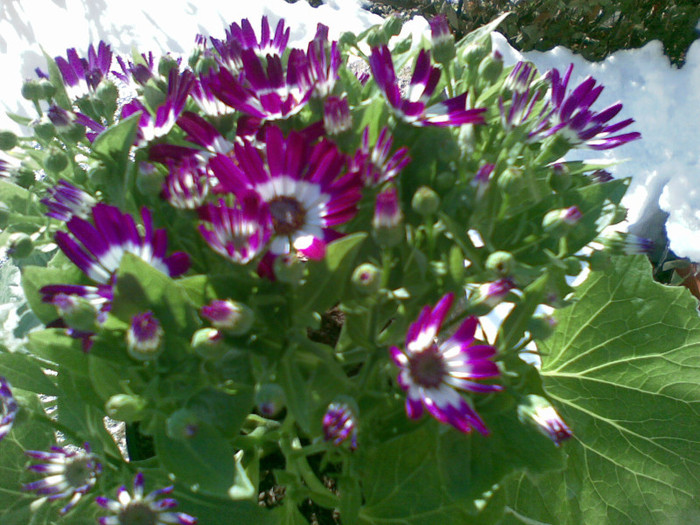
[[0, 12, 698, 525]]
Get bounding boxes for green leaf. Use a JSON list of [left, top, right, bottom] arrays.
[[503, 255, 700, 524], [21, 265, 83, 324], [296, 233, 367, 319], [27, 329, 88, 375], [91, 112, 140, 164], [0, 353, 58, 396], [154, 420, 237, 498]]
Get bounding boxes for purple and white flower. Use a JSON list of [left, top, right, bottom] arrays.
[[201, 299, 254, 335], [499, 61, 543, 130], [127, 311, 164, 361], [53, 203, 190, 284], [55, 42, 112, 99], [323, 96, 352, 135], [351, 127, 410, 186], [96, 472, 197, 525], [323, 402, 358, 450], [162, 158, 211, 210], [533, 64, 641, 150], [369, 46, 486, 127], [198, 196, 272, 264], [0, 377, 18, 443], [307, 24, 340, 98], [210, 126, 362, 259], [24, 443, 101, 514], [390, 293, 502, 434], [113, 52, 157, 86], [41, 180, 96, 222]]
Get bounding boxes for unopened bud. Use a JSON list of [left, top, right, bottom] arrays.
[[126, 311, 164, 361], [485, 251, 515, 276], [542, 206, 582, 235], [548, 163, 572, 192], [518, 395, 572, 446], [478, 51, 504, 84], [351, 263, 381, 295], [200, 299, 254, 335], [105, 394, 147, 423], [323, 96, 352, 135], [273, 253, 305, 285], [34, 121, 57, 141], [43, 149, 69, 174], [323, 401, 358, 450], [21, 79, 43, 101], [52, 294, 99, 332], [191, 328, 228, 360], [158, 55, 180, 77], [39, 80, 56, 100], [255, 383, 286, 418], [0, 131, 18, 151], [411, 186, 440, 216], [373, 186, 403, 247], [430, 14, 456, 65], [136, 162, 163, 196]]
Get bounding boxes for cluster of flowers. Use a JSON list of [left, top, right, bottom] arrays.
[[0, 13, 643, 521]]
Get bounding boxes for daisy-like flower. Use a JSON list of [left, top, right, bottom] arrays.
[[306, 24, 340, 98], [24, 443, 101, 514], [533, 64, 641, 150], [95, 472, 197, 525], [389, 293, 502, 434], [121, 69, 194, 143], [190, 78, 232, 117], [52, 203, 190, 285], [0, 376, 18, 443], [162, 158, 210, 210], [198, 195, 272, 264], [177, 111, 234, 158], [351, 126, 410, 186], [498, 61, 543, 130], [201, 45, 314, 120], [369, 46, 486, 127], [113, 52, 157, 86], [323, 402, 358, 450], [41, 180, 97, 222], [211, 16, 290, 70], [210, 126, 362, 259], [323, 96, 352, 135], [55, 42, 112, 99]]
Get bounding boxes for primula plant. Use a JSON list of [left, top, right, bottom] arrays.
[[0, 12, 698, 525]]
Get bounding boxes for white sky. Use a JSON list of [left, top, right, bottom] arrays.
[[1, 0, 699, 260]]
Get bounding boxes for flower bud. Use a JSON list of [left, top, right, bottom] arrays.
[[126, 311, 164, 361], [373, 186, 403, 248], [338, 31, 356, 48], [323, 401, 358, 450], [8, 232, 33, 259], [34, 121, 57, 141], [255, 383, 286, 418], [478, 50, 504, 84], [351, 263, 381, 295], [52, 294, 99, 332], [21, 79, 43, 101], [273, 253, 305, 285], [435, 171, 456, 193], [382, 15, 403, 38], [563, 256, 582, 276], [461, 40, 490, 69], [601, 232, 654, 255], [542, 206, 582, 235], [518, 395, 572, 446], [166, 408, 200, 439], [496, 167, 526, 196], [470, 278, 515, 314], [485, 251, 515, 276], [15, 168, 36, 188], [105, 394, 147, 423], [430, 15, 456, 65], [200, 299, 254, 335], [43, 149, 69, 174], [590, 169, 613, 183], [411, 186, 440, 216], [191, 328, 228, 360], [39, 80, 56, 100], [0, 131, 18, 151]]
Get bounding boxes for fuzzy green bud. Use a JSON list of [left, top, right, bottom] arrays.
[[430, 15, 456, 65], [52, 294, 99, 332], [338, 31, 357, 48], [382, 15, 403, 38], [518, 395, 572, 446], [15, 168, 36, 188], [255, 383, 286, 418], [201, 299, 254, 335], [542, 206, 582, 236], [435, 171, 456, 193], [158, 54, 180, 77], [485, 251, 515, 276], [166, 408, 200, 439], [461, 40, 490, 69], [136, 163, 163, 196], [352, 263, 381, 295], [191, 328, 228, 360], [8, 232, 33, 259], [105, 394, 147, 423], [273, 253, 305, 285], [496, 167, 525, 196], [411, 186, 440, 216], [0, 131, 18, 151], [478, 51, 504, 84], [39, 80, 56, 100], [21, 79, 43, 101], [194, 56, 218, 76], [563, 256, 582, 276], [34, 121, 56, 141], [43, 149, 69, 174]]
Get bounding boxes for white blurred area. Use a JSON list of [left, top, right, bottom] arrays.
[[2, 1, 699, 259]]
